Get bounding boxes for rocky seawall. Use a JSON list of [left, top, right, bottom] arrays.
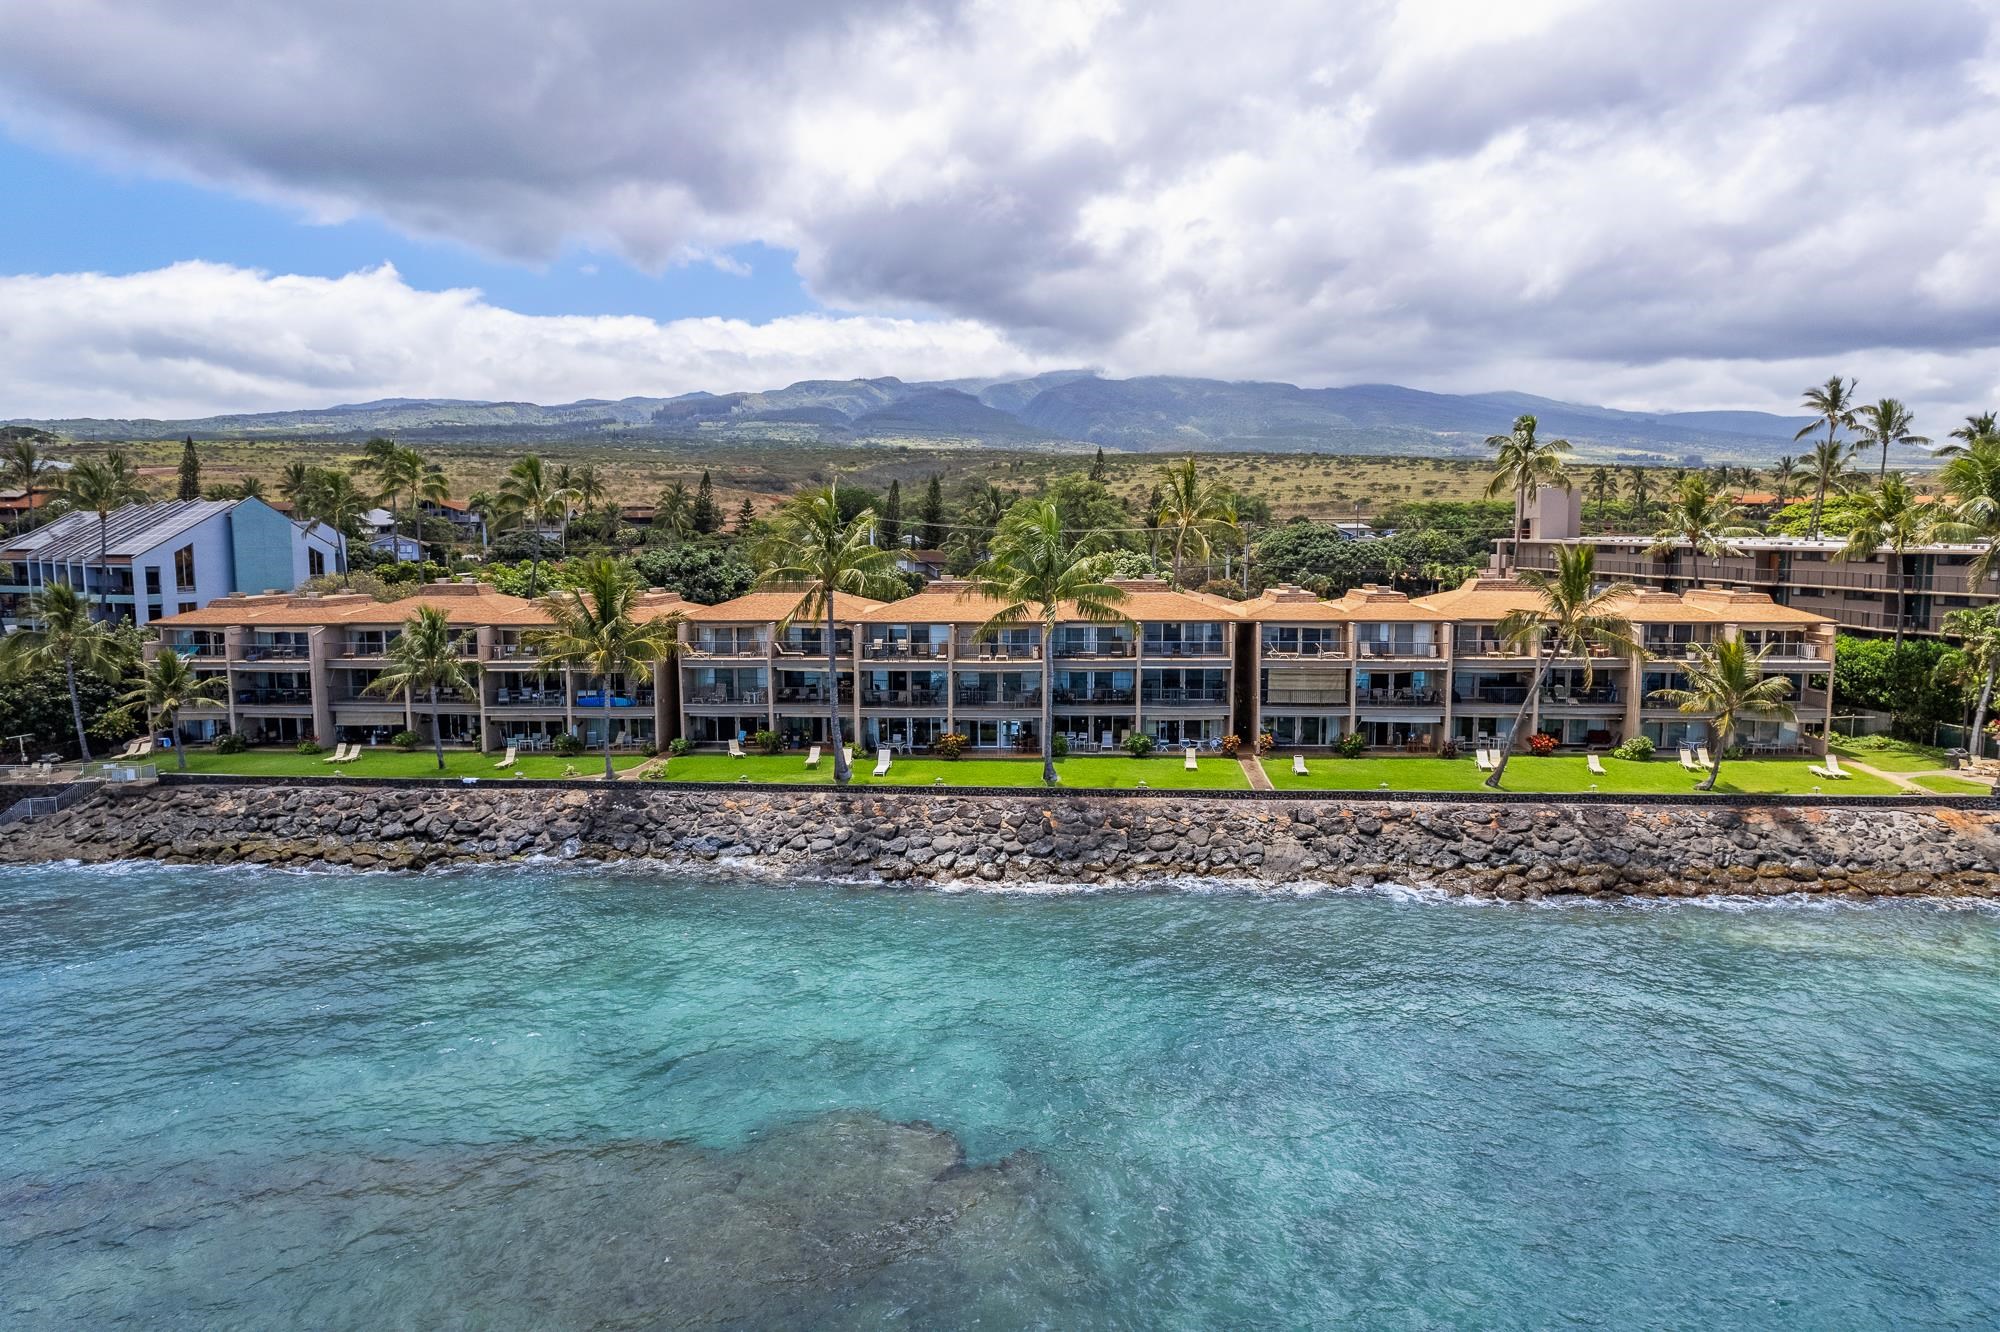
[[6, 781, 2000, 900]]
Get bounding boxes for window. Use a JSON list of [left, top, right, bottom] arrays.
[[173, 544, 196, 591], [145, 567, 161, 596], [178, 602, 197, 614], [309, 548, 326, 578]]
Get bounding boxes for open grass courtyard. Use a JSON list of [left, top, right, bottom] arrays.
[[1828, 735, 1954, 773], [1261, 754, 1902, 797], [649, 752, 1250, 789], [170, 748, 649, 780]]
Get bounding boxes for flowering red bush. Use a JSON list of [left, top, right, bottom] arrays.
[[1527, 732, 1560, 756]]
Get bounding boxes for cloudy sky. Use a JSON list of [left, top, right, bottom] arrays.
[[2, 0, 1998, 426]]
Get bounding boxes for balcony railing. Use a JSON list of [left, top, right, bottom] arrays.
[[1356, 641, 1440, 658], [1354, 688, 1443, 707], [1143, 640, 1228, 658], [685, 637, 769, 658], [863, 639, 948, 660], [1052, 687, 1136, 705], [1453, 639, 1526, 658], [862, 688, 945, 707], [1056, 639, 1136, 658], [1261, 688, 1349, 706], [239, 644, 309, 661], [1260, 641, 1347, 659], [236, 689, 313, 706], [488, 642, 544, 660], [1140, 688, 1229, 706], [685, 688, 768, 706], [957, 690, 1042, 708], [1541, 688, 1622, 706], [1454, 686, 1528, 706], [953, 638, 1043, 661]]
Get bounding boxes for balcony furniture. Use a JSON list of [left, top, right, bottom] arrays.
[[495, 746, 517, 769], [874, 747, 893, 777]]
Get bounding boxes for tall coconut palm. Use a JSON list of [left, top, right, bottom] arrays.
[[1942, 606, 2000, 758], [1942, 412, 1999, 457], [299, 469, 370, 587], [2, 431, 55, 534], [1588, 465, 1617, 528], [1484, 546, 1635, 790], [1647, 637, 1796, 791], [1624, 466, 1654, 525], [278, 461, 318, 506], [1155, 457, 1231, 587], [1645, 474, 1756, 586], [1484, 415, 1571, 571], [1802, 437, 1854, 539], [119, 649, 226, 770], [1841, 473, 1939, 651], [1770, 455, 1801, 502], [497, 455, 572, 597], [966, 499, 1130, 784], [465, 491, 499, 552], [1795, 376, 1859, 472], [1852, 398, 1930, 483], [1941, 436, 2000, 586], [364, 604, 477, 772], [417, 463, 452, 565], [756, 486, 904, 784], [59, 452, 150, 612], [0, 581, 133, 760], [528, 557, 681, 780]]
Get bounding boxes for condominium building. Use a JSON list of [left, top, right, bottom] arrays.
[[1517, 488, 1995, 637], [2, 497, 346, 629], [1242, 577, 1836, 753], [149, 579, 686, 750]]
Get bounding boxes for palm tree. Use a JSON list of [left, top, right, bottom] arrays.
[[1645, 473, 1756, 586], [278, 461, 318, 506], [966, 499, 1130, 784], [654, 481, 693, 543], [0, 582, 133, 759], [417, 463, 452, 565], [1484, 546, 1635, 789], [2, 432, 54, 533], [234, 476, 267, 501], [572, 463, 607, 515], [465, 490, 499, 552], [497, 455, 571, 597], [528, 557, 681, 780], [298, 470, 370, 587], [1795, 376, 1859, 475], [364, 605, 477, 772], [757, 486, 904, 784], [1647, 637, 1796, 791], [1624, 466, 1654, 525], [1588, 465, 1617, 528], [1942, 607, 2000, 758], [1770, 455, 1801, 502], [1155, 457, 1231, 587], [1941, 436, 2000, 587], [1943, 412, 1998, 457], [1841, 474, 1939, 651], [59, 452, 151, 612], [119, 650, 226, 771], [1484, 415, 1571, 570], [1852, 398, 1930, 483], [1802, 437, 1853, 539]]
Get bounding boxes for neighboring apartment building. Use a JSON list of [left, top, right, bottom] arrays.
[[677, 579, 1242, 752], [1516, 486, 1995, 637], [1, 497, 346, 629], [149, 580, 687, 750], [1241, 577, 1836, 753]]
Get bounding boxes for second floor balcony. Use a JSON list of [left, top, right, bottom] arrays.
[[956, 688, 1042, 709], [238, 641, 310, 663], [861, 685, 945, 707], [1140, 685, 1229, 707]]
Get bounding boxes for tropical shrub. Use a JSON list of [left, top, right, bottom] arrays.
[[391, 730, 422, 751], [1256, 731, 1275, 755], [296, 739, 324, 756], [1051, 733, 1069, 758], [934, 732, 968, 758], [1722, 744, 1747, 761], [753, 728, 782, 755], [214, 733, 248, 754], [1123, 732, 1156, 758], [1526, 732, 1560, 756], [551, 732, 585, 755], [1220, 733, 1241, 757], [667, 736, 693, 757], [1609, 734, 1656, 761], [1335, 731, 1366, 758]]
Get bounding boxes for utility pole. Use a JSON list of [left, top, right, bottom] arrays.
[[1241, 526, 1252, 595]]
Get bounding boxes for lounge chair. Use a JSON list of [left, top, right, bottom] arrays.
[[873, 747, 892, 777], [1183, 745, 1198, 772], [1587, 753, 1607, 777], [131, 739, 153, 759], [117, 738, 143, 759], [1292, 754, 1309, 777], [1824, 752, 1851, 779], [1679, 745, 1700, 772], [1695, 745, 1714, 769], [494, 745, 518, 770], [323, 743, 349, 763], [728, 738, 746, 759], [805, 745, 822, 769]]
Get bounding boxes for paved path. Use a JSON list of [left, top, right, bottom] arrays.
[[1239, 756, 1272, 791]]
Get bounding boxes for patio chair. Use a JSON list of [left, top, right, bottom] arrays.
[[873, 747, 892, 777], [728, 738, 746, 759], [116, 738, 142, 759], [1587, 754, 1607, 777], [1807, 759, 1837, 780], [494, 745, 518, 770], [132, 739, 153, 759], [322, 743, 348, 763], [1474, 748, 1495, 772], [1183, 745, 1198, 772], [1695, 745, 1714, 769], [1823, 753, 1851, 779], [1292, 754, 1309, 777], [805, 744, 822, 769]]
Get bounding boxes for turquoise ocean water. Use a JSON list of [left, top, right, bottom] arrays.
[[3, 862, 1998, 1329]]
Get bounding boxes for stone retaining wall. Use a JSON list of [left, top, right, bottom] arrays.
[[6, 782, 2000, 900]]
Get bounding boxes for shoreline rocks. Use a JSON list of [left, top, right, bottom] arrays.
[[5, 783, 2000, 901]]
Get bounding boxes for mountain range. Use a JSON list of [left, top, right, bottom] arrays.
[[9, 372, 1823, 463]]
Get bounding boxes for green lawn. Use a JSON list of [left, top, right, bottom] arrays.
[[1910, 773, 1993, 795], [1261, 754, 1901, 796], [173, 748, 648, 780], [650, 752, 1249, 789], [1829, 735, 1951, 773]]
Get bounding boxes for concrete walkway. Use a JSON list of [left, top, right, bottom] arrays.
[[1239, 755, 1273, 791]]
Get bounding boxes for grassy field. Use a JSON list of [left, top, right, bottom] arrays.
[[1827, 735, 1952, 773], [1261, 754, 1903, 796], [171, 749, 648, 780], [650, 752, 1249, 789], [1909, 773, 1993, 795], [61, 437, 1498, 524]]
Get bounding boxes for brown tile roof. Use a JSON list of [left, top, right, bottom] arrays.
[[860, 579, 1242, 624], [680, 588, 886, 623], [1239, 585, 1354, 623], [1408, 576, 1832, 627], [1326, 584, 1454, 622]]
